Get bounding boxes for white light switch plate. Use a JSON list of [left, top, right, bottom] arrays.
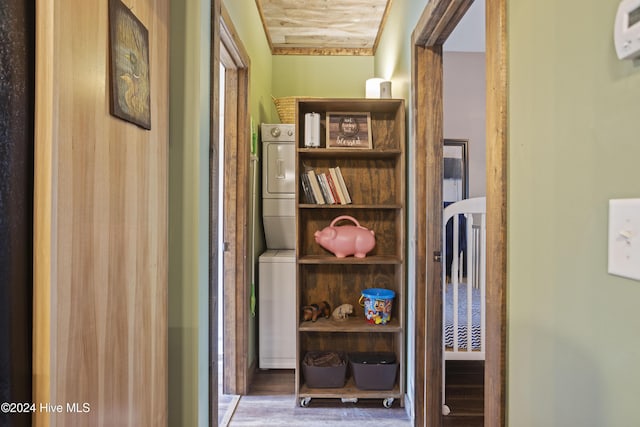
[[608, 199, 640, 281]]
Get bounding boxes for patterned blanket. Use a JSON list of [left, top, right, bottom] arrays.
[[444, 282, 482, 350]]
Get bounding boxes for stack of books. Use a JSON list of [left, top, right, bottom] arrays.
[[300, 166, 352, 205]]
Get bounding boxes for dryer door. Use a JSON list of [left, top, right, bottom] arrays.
[[263, 141, 295, 198]]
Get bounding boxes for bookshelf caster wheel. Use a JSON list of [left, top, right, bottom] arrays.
[[383, 398, 394, 408], [442, 404, 451, 415], [300, 397, 311, 407]]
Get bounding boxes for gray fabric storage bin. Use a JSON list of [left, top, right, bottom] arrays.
[[302, 352, 347, 388], [349, 352, 398, 390]]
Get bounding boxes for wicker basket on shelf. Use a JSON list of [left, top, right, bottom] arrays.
[[272, 96, 301, 124]]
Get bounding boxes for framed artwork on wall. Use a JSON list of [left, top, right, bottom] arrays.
[[109, 0, 151, 130], [443, 139, 468, 202]]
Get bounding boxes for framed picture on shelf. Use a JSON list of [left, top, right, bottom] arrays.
[[326, 112, 372, 149]]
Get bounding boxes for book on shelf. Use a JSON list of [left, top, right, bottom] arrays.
[[333, 166, 352, 204], [326, 170, 344, 204], [317, 173, 336, 204], [300, 173, 315, 204], [305, 169, 326, 204], [301, 167, 352, 205]]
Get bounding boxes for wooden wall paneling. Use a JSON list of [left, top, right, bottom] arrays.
[[484, 0, 508, 424], [33, 0, 169, 425], [33, 0, 54, 419]]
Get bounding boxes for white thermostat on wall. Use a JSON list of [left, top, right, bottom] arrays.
[[615, 0, 640, 59]]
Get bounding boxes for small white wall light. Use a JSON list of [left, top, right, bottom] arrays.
[[366, 78, 384, 98], [366, 78, 392, 99], [380, 80, 392, 98]]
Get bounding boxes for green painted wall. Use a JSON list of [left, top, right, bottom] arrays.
[[224, 0, 273, 125], [272, 55, 374, 112], [375, 2, 640, 425], [168, 1, 211, 426], [168, 2, 273, 424], [374, 0, 428, 102], [508, 1, 640, 425]]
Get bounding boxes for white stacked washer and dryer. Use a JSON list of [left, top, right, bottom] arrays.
[[258, 123, 296, 369]]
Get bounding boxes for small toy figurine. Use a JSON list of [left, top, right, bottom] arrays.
[[331, 303, 353, 321], [302, 301, 332, 322]]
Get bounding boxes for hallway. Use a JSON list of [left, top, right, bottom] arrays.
[[220, 370, 411, 426]]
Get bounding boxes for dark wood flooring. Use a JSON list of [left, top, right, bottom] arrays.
[[442, 360, 484, 427]]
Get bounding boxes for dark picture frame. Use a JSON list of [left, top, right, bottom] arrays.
[[326, 112, 372, 149], [443, 138, 468, 202], [108, 0, 151, 130]]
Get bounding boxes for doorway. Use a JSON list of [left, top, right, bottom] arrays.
[[212, 4, 252, 424], [411, 0, 507, 426], [209, 6, 249, 425], [216, 3, 252, 399]]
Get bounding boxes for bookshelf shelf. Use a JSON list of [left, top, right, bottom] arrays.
[[298, 254, 402, 265], [298, 204, 402, 210], [298, 148, 402, 158]]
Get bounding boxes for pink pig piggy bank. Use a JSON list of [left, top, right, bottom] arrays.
[[314, 215, 375, 258]]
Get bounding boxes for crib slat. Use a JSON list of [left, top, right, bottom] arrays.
[[480, 212, 486, 353], [466, 214, 473, 351], [452, 214, 459, 352]]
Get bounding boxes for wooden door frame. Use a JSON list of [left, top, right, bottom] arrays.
[[211, 1, 252, 407], [411, 0, 507, 426], [210, 2, 220, 424], [220, 5, 251, 396]]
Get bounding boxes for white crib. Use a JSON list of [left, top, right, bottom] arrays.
[[441, 197, 486, 415]]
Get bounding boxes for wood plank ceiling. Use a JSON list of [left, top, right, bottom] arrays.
[[255, 0, 393, 56]]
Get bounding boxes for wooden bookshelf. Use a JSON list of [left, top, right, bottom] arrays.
[[294, 98, 406, 408]]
